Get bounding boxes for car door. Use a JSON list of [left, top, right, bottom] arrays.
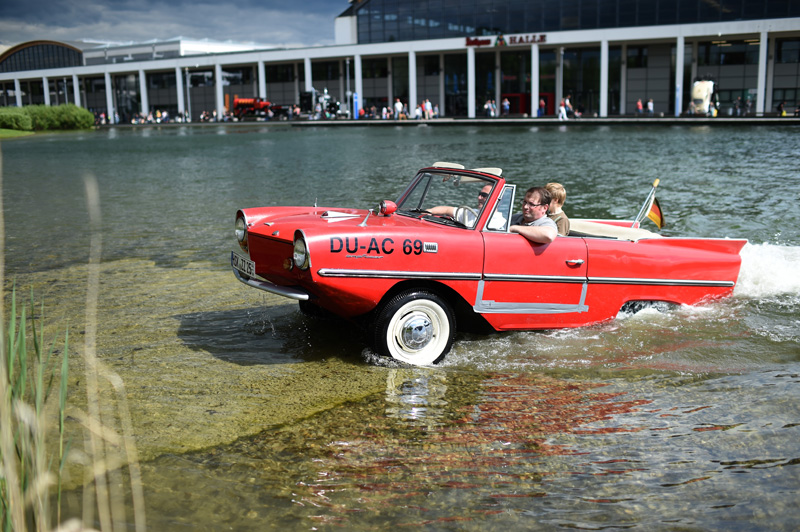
[[478, 230, 590, 331]]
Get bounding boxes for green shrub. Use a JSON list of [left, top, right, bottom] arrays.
[[0, 104, 94, 131], [58, 104, 95, 129], [0, 107, 33, 131], [24, 105, 61, 130]]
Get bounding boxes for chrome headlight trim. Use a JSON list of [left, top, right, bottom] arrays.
[[235, 215, 247, 242], [293, 232, 310, 270], [235, 213, 249, 252]]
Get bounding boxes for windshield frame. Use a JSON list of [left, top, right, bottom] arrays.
[[395, 168, 501, 230]]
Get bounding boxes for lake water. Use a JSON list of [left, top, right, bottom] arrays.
[[2, 123, 799, 530]]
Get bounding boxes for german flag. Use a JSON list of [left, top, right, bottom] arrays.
[[647, 196, 665, 229]]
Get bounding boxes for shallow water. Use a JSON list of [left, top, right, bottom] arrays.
[[2, 123, 799, 530]]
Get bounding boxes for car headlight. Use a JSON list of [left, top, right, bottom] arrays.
[[293, 235, 310, 270], [235, 215, 248, 251]]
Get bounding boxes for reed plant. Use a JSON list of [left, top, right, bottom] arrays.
[[0, 288, 70, 532]]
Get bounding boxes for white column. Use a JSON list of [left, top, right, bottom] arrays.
[[600, 40, 609, 117], [556, 47, 564, 111], [139, 69, 149, 117], [530, 44, 539, 116], [494, 49, 501, 109], [175, 67, 185, 117], [467, 47, 476, 118], [304, 57, 313, 93], [14, 79, 22, 107], [387, 57, 393, 107], [408, 51, 417, 114], [355, 54, 363, 117], [104, 71, 115, 122], [620, 44, 627, 115], [674, 36, 684, 117], [258, 61, 267, 100], [293, 63, 300, 103], [338, 59, 345, 104], [72, 74, 80, 106], [438, 53, 445, 117], [766, 37, 776, 114], [758, 31, 770, 115], [43, 77, 50, 106], [214, 63, 225, 119]]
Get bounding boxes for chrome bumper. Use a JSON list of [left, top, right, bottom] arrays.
[[231, 266, 310, 301]]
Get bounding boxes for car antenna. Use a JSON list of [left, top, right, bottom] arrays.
[[359, 209, 372, 227]]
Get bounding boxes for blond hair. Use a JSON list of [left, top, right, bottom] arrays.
[[545, 182, 566, 206]]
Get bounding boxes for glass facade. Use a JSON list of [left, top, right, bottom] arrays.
[[0, 43, 82, 73], [355, 0, 800, 44], [772, 38, 800, 112]]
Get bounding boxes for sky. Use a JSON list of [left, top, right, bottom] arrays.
[[0, 0, 348, 49]]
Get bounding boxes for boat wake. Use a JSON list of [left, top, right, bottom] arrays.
[[735, 242, 800, 300]]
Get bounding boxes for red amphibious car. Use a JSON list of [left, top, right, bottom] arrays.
[[232, 163, 746, 366]]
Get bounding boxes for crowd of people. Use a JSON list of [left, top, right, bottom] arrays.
[[481, 98, 512, 117], [96, 94, 798, 125]]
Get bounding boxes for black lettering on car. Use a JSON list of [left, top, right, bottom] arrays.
[[330, 236, 343, 253], [367, 237, 381, 254], [403, 238, 424, 255], [382, 238, 394, 254], [346, 237, 359, 254]]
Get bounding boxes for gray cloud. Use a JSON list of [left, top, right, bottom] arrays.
[[0, 0, 346, 47]]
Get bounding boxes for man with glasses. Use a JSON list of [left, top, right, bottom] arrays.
[[509, 187, 558, 244]]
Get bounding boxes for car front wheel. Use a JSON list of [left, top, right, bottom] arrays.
[[372, 290, 456, 366]]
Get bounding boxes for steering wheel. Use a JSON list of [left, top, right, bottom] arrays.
[[453, 206, 479, 227]]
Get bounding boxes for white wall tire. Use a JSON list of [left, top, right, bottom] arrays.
[[373, 290, 455, 366]]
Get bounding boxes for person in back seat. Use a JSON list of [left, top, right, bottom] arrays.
[[546, 182, 570, 236]]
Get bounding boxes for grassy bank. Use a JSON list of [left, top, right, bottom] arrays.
[[0, 129, 35, 139]]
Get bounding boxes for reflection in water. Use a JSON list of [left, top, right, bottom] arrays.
[[61, 369, 800, 531], [384, 369, 449, 426], [268, 370, 652, 528]]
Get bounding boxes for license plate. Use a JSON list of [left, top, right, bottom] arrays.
[[231, 252, 256, 277]]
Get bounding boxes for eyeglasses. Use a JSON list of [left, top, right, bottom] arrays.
[[478, 192, 489, 199], [522, 201, 548, 208]]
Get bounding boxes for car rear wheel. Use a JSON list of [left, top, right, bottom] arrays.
[[372, 290, 455, 366]]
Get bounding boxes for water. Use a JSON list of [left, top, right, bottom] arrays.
[[2, 123, 799, 530]]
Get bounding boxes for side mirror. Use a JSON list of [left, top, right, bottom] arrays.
[[379, 200, 397, 216]]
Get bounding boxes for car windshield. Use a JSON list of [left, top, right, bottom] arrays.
[[396, 171, 495, 229]]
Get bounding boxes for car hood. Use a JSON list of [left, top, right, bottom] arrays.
[[241, 205, 465, 242]]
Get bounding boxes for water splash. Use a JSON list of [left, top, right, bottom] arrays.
[[736, 243, 800, 300]]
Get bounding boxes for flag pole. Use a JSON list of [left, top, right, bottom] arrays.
[[632, 179, 659, 228]]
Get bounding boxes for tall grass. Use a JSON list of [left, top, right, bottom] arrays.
[[0, 288, 70, 532], [0, 146, 145, 531]]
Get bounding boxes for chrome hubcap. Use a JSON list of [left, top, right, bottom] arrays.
[[400, 314, 433, 351]]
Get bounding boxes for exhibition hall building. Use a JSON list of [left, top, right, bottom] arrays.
[[1, 0, 799, 121]]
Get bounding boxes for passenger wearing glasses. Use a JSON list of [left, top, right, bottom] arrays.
[[509, 187, 558, 244]]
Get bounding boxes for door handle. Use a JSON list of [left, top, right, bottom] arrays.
[[566, 259, 585, 266]]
